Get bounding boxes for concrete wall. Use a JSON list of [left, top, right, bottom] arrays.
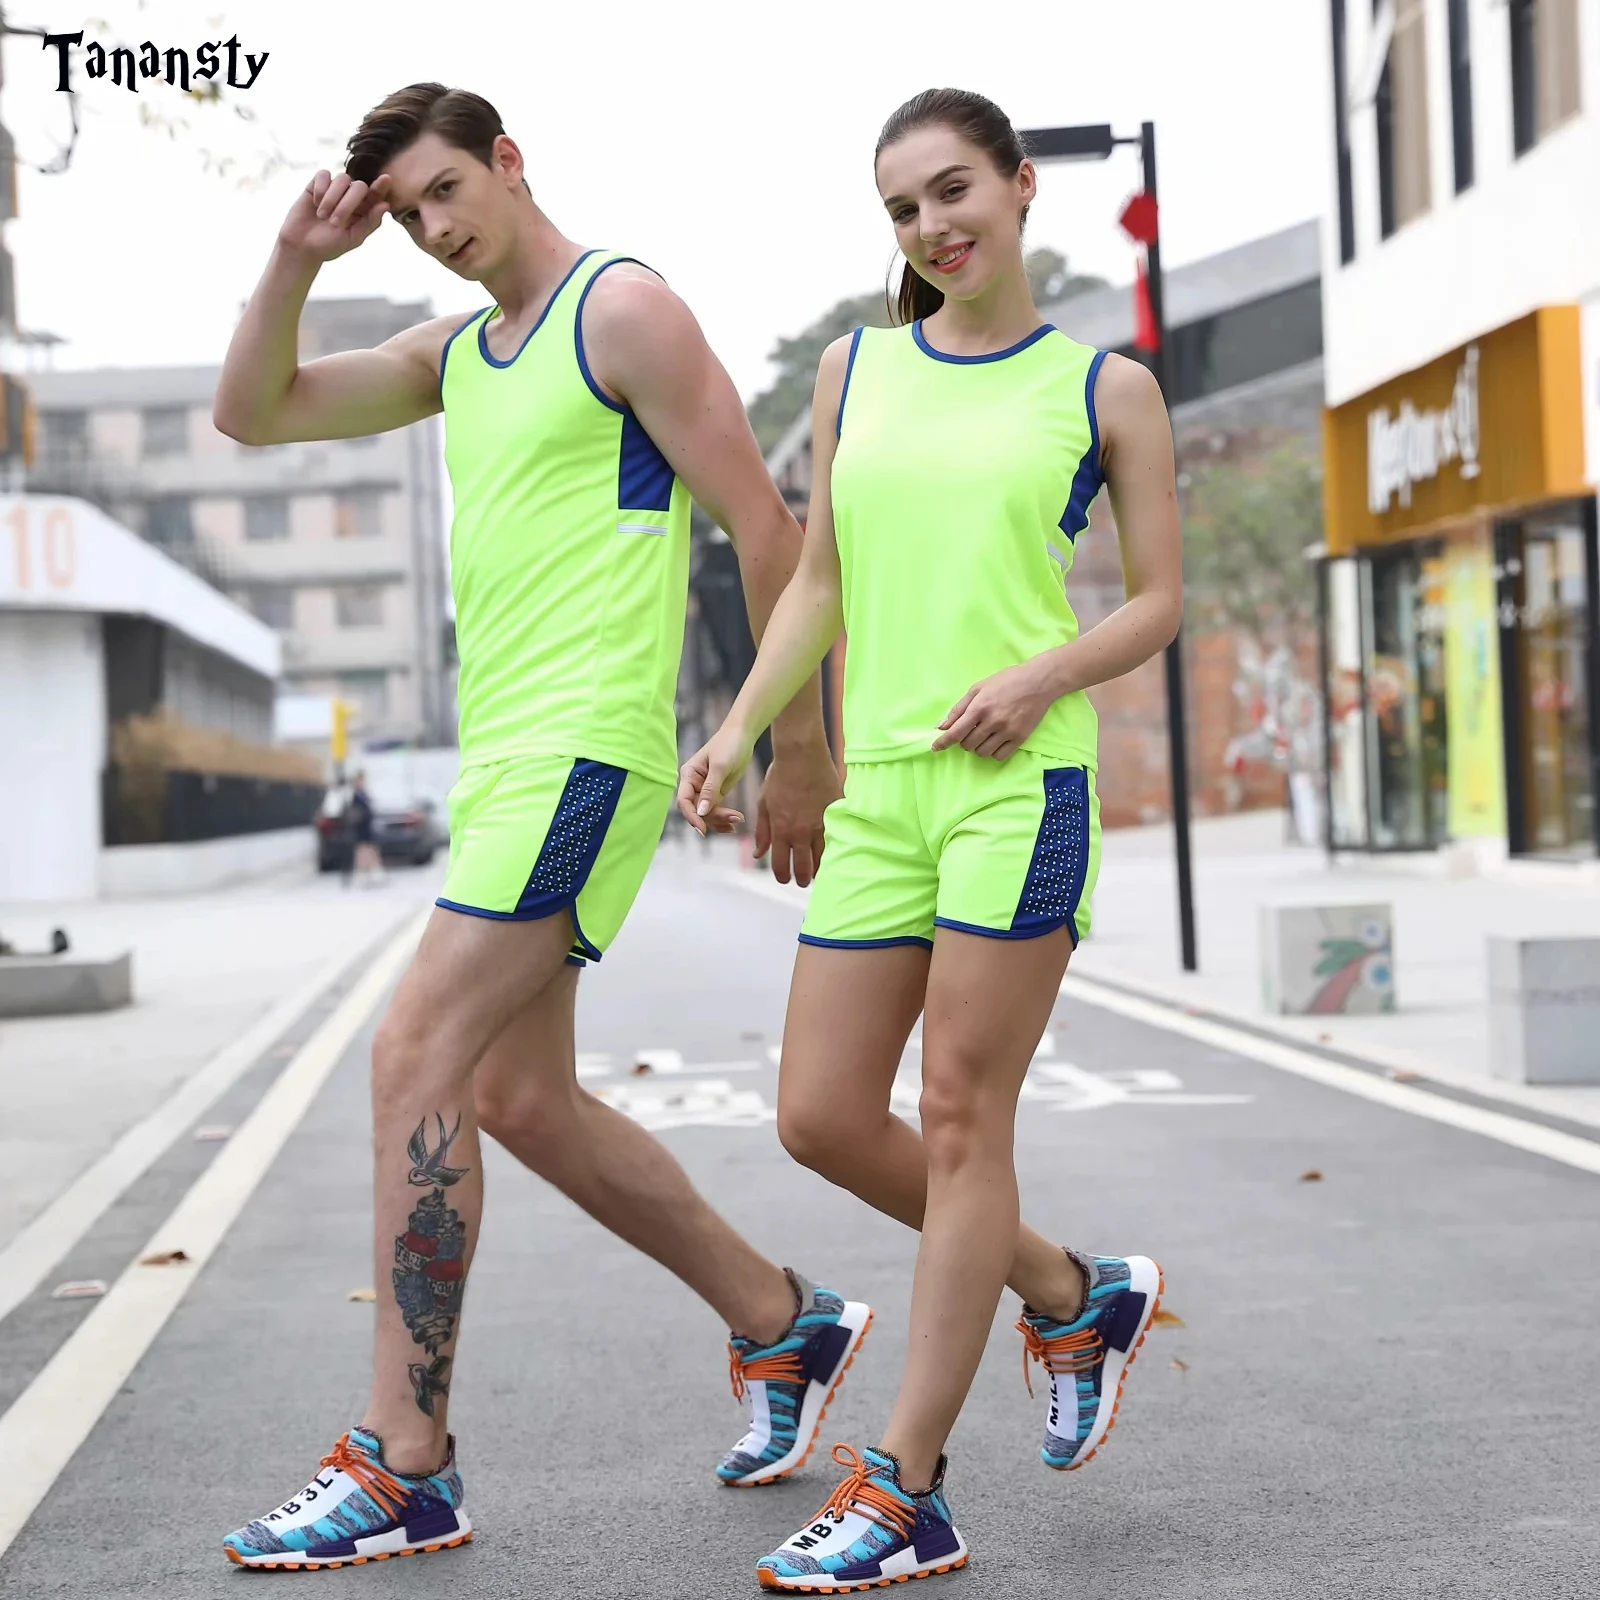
[[98, 827, 313, 899], [1321, 0, 1600, 405], [0, 612, 105, 903]]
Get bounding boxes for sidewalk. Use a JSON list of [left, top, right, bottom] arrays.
[[0, 859, 440, 1255], [1074, 809, 1600, 1128]]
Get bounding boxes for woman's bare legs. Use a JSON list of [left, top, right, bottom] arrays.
[[775, 941, 1085, 1343]]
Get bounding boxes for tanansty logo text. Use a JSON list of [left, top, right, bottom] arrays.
[[42, 31, 268, 92]]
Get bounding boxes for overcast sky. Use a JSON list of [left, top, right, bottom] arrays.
[[10, 0, 1330, 403]]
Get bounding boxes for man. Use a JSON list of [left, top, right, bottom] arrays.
[[214, 83, 864, 1570]]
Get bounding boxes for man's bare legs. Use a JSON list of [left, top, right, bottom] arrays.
[[775, 942, 1086, 1334], [473, 965, 796, 1344], [364, 907, 794, 1475]]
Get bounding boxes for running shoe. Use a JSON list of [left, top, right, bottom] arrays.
[[719, 1275, 873, 1487], [756, 1444, 968, 1591], [222, 1427, 471, 1569], [1018, 1251, 1163, 1470]]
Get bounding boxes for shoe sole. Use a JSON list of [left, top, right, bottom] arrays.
[[724, 1302, 874, 1488], [224, 1519, 474, 1569], [1046, 1257, 1164, 1472], [758, 1536, 970, 1590]]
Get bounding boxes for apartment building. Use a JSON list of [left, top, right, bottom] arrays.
[[1317, 0, 1600, 861], [26, 297, 453, 747]]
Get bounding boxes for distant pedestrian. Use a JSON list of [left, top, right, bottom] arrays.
[[680, 87, 1179, 1588], [348, 770, 385, 887]]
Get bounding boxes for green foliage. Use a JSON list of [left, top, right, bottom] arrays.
[[1181, 440, 1323, 643], [746, 289, 894, 455], [744, 250, 1109, 455]]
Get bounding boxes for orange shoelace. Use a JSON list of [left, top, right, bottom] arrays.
[[1016, 1316, 1103, 1400], [728, 1341, 804, 1403], [319, 1433, 410, 1522], [807, 1445, 917, 1542]]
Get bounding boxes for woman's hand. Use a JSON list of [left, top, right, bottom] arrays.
[[931, 659, 1058, 761], [676, 722, 757, 834]]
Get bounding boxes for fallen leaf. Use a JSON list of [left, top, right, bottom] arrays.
[[1170, 1358, 1189, 1371], [1151, 1309, 1185, 1328], [52, 1279, 108, 1300], [192, 1124, 232, 1142], [1299, 1170, 1324, 1183], [1389, 1069, 1421, 1082], [139, 1249, 190, 1266], [630, 1060, 653, 1076], [1317, 1032, 1334, 1043], [347, 1287, 377, 1303]]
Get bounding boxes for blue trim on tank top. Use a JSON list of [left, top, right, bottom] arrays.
[[476, 248, 600, 369], [439, 307, 492, 391], [911, 320, 1056, 364], [1058, 349, 1109, 543], [573, 255, 656, 413], [836, 327, 865, 438]]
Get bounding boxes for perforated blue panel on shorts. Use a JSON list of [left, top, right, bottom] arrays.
[[1011, 766, 1091, 937], [515, 759, 626, 914]]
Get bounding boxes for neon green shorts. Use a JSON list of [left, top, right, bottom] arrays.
[[437, 756, 671, 964], [800, 749, 1101, 950]]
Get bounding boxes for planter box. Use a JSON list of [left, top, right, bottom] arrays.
[[1487, 937, 1600, 1086], [1260, 903, 1396, 1016], [0, 951, 132, 1017]]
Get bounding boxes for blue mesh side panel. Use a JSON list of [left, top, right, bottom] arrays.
[[515, 760, 627, 916], [618, 410, 674, 512], [1011, 767, 1091, 937]]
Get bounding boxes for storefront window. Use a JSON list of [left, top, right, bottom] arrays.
[[1362, 545, 1449, 849], [1500, 507, 1596, 858], [1324, 557, 1368, 848]]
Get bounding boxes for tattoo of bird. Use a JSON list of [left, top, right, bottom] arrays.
[[408, 1355, 452, 1417], [407, 1113, 470, 1187]]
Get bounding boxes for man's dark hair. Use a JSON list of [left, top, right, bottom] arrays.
[[345, 83, 508, 183]]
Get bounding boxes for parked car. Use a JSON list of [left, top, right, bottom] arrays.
[[316, 786, 442, 872]]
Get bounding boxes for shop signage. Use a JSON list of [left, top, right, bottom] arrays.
[[1367, 346, 1480, 513], [1323, 307, 1586, 555]]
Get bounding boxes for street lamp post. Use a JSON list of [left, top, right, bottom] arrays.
[[1022, 119, 1198, 974]]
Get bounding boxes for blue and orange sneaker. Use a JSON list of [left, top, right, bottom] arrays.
[[222, 1428, 471, 1569], [719, 1274, 873, 1488], [756, 1444, 968, 1591], [1018, 1251, 1163, 1470]]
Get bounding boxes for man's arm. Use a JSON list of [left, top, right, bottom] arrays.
[[213, 170, 453, 446], [582, 266, 839, 883]]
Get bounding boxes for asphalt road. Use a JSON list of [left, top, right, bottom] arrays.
[[3, 841, 1598, 1597]]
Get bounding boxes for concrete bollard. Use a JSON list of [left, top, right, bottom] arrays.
[[1259, 903, 1396, 1016], [1487, 937, 1600, 1085]]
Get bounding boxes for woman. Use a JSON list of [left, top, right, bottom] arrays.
[[680, 87, 1181, 1588]]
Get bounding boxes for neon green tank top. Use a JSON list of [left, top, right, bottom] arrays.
[[440, 249, 690, 783], [830, 320, 1106, 767]]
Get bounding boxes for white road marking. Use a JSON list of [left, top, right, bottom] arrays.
[[0, 911, 428, 1561], [890, 1057, 1251, 1119], [0, 931, 404, 1327], [590, 1078, 775, 1132], [1061, 973, 1600, 1177]]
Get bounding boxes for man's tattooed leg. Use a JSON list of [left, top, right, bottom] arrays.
[[392, 1113, 469, 1417]]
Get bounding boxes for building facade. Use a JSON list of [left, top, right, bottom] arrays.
[[1317, 0, 1600, 861], [0, 494, 288, 901], [24, 297, 452, 748]]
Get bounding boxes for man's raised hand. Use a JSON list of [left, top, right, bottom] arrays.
[[278, 170, 391, 265]]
